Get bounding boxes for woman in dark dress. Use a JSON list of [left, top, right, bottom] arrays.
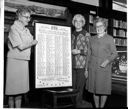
[[85, 17, 117, 108]]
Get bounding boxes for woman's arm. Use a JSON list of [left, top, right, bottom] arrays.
[[80, 32, 90, 56], [18, 40, 38, 51], [107, 37, 118, 62], [85, 36, 91, 70], [100, 36, 118, 68], [84, 36, 91, 78], [9, 26, 38, 51]]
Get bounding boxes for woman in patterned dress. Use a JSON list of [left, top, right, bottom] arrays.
[[5, 7, 38, 108], [72, 14, 90, 106]]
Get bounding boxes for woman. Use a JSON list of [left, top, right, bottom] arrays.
[[85, 17, 117, 108], [72, 14, 90, 106], [5, 7, 38, 108]]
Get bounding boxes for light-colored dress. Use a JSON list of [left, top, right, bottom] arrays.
[[86, 34, 117, 95], [5, 20, 33, 95]]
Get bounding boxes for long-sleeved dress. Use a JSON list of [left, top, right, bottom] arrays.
[[86, 33, 117, 95]]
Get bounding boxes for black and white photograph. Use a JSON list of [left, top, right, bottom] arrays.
[[0, 0, 127, 108]]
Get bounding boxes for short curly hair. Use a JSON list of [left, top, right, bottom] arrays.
[[93, 16, 108, 29], [72, 14, 86, 27], [16, 6, 32, 18]]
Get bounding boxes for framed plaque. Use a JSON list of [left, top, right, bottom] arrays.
[[35, 23, 72, 88]]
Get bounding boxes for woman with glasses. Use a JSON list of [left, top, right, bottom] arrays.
[[5, 7, 38, 108], [85, 17, 117, 108]]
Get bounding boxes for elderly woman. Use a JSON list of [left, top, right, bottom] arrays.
[[85, 17, 117, 108], [5, 7, 38, 108], [72, 14, 90, 106]]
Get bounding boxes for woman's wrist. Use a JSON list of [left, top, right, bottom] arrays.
[[85, 68, 88, 71]]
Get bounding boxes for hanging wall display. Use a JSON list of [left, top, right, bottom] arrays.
[[35, 23, 72, 88], [5, 0, 68, 19]]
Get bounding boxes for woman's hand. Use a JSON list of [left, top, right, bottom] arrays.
[[100, 59, 109, 68], [32, 40, 38, 46], [18, 40, 38, 50], [84, 69, 88, 79], [72, 49, 80, 55]]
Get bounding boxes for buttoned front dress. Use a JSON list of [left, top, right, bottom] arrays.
[[5, 20, 33, 95], [86, 34, 117, 95]]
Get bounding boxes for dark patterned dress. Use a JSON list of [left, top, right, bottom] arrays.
[[72, 29, 90, 103]]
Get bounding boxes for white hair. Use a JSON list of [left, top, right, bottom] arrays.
[[72, 14, 86, 26]]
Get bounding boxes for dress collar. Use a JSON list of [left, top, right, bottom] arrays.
[[73, 29, 86, 36], [97, 32, 106, 39]]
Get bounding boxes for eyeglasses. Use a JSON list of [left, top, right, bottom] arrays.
[[75, 20, 83, 23], [22, 15, 31, 20]]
